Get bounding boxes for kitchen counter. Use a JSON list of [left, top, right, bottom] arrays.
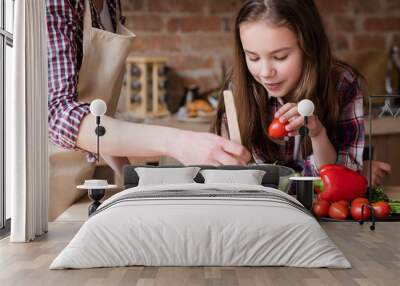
[[120, 114, 400, 188], [365, 116, 400, 135]]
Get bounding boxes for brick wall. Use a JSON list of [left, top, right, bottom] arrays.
[[121, 0, 400, 110]]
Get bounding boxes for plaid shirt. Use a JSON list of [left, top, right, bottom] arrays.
[[46, 0, 119, 153], [223, 64, 365, 176]]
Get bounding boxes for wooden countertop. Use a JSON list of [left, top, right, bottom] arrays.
[[385, 185, 400, 201], [118, 113, 400, 136], [144, 115, 211, 132], [365, 116, 400, 136]]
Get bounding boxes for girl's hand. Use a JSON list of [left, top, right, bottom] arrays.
[[169, 130, 251, 166], [274, 102, 325, 138], [362, 160, 391, 187]]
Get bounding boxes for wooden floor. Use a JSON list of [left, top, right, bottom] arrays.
[[1, 193, 400, 286], [0, 220, 399, 286]]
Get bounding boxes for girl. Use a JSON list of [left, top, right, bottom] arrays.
[[211, 0, 365, 176]]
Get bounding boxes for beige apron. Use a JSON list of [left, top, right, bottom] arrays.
[[49, 0, 135, 219], [77, 0, 135, 116]]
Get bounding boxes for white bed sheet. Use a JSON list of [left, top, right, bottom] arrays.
[[50, 183, 350, 269]]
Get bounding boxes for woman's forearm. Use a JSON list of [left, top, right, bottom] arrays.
[[76, 114, 179, 157], [310, 128, 337, 169], [75, 113, 252, 166]]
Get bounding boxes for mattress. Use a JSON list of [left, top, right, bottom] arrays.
[[50, 183, 351, 269]]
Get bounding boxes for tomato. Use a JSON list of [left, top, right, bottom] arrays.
[[313, 200, 330, 218], [351, 203, 370, 221], [372, 201, 391, 218], [351, 197, 369, 207], [268, 118, 288, 139], [336, 200, 349, 209], [316, 192, 323, 201], [329, 202, 349, 220]]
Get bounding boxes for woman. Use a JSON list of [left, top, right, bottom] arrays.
[[47, 0, 251, 177]]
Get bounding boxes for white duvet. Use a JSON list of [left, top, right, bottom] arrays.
[[50, 183, 351, 269]]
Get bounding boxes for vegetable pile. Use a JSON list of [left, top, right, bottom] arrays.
[[312, 183, 399, 220], [310, 165, 399, 220], [312, 196, 391, 220]]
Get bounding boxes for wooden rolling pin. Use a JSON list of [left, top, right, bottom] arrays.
[[223, 90, 242, 144]]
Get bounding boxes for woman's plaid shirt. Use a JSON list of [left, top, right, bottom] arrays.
[[47, 0, 120, 154]]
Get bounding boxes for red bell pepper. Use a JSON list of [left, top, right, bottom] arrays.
[[319, 164, 367, 202]]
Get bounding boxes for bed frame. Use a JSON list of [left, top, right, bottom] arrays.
[[123, 164, 283, 189]]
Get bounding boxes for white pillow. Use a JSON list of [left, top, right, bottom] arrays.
[[135, 167, 201, 186], [200, 169, 266, 185]]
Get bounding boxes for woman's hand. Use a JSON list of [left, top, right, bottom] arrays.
[[77, 114, 250, 166], [169, 130, 251, 166], [274, 102, 324, 138]]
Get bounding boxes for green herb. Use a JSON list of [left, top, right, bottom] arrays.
[[367, 186, 389, 203], [389, 202, 400, 214]]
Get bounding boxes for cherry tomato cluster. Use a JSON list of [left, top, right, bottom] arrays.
[[312, 197, 391, 221]]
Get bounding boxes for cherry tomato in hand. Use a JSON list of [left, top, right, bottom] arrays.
[[371, 201, 390, 218], [329, 202, 349, 220], [313, 200, 330, 218], [268, 118, 288, 139]]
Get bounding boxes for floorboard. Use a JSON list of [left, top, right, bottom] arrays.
[[1, 221, 399, 286], [1, 195, 399, 286]]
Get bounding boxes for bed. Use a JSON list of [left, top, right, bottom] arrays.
[[50, 165, 351, 269]]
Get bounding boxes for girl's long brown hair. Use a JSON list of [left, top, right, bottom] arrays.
[[210, 0, 358, 163]]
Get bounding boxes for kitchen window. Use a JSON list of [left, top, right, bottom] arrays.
[[0, 0, 14, 235]]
